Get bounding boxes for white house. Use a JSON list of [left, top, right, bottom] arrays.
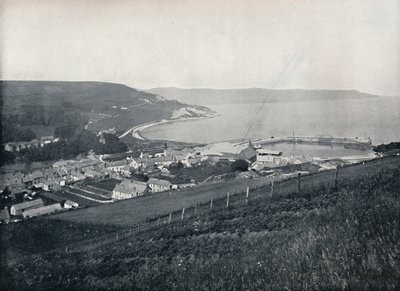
[[22, 203, 62, 218], [112, 180, 148, 200], [147, 178, 172, 193], [10, 199, 44, 216], [63, 200, 79, 209]]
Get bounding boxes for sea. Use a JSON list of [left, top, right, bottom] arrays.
[[141, 97, 400, 157]]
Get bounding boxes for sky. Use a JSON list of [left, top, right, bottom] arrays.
[[1, 0, 400, 96]]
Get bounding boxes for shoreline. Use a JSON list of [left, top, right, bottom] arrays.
[[119, 112, 219, 141]]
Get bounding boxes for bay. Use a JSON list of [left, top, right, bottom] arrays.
[[141, 97, 400, 147]]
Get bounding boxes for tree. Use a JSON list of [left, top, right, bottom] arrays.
[[231, 159, 249, 172], [169, 161, 184, 171], [0, 147, 15, 165], [55, 125, 77, 139], [98, 133, 128, 154]]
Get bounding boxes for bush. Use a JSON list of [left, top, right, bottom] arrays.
[[231, 159, 249, 171]]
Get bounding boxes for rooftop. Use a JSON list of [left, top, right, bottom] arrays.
[[11, 199, 44, 211], [113, 180, 147, 194], [148, 178, 172, 187]]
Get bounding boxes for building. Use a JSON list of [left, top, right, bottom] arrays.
[[112, 180, 148, 200], [256, 149, 283, 163], [147, 178, 172, 193], [40, 136, 57, 147], [71, 172, 86, 182], [199, 142, 257, 163], [63, 200, 79, 209], [0, 208, 10, 223], [31, 170, 45, 184], [42, 177, 65, 191], [10, 199, 44, 216], [106, 160, 128, 173], [22, 203, 62, 218], [83, 169, 103, 179], [3, 137, 55, 152]]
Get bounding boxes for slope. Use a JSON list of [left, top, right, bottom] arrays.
[[146, 87, 379, 106]]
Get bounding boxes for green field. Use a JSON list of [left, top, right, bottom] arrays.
[[45, 156, 400, 226], [1, 156, 399, 290], [89, 178, 121, 191]]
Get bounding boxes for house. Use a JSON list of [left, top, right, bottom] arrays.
[[40, 136, 56, 147], [3, 139, 42, 152], [0, 208, 10, 223], [292, 156, 310, 165], [22, 203, 62, 218], [31, 170, 45, 184], [177, 182, 196, 189], [106, 160, 128, 173], [43, 177, 65, 191], [151, 156, 175, 167], [42, 181, 55, 191], [83, 169, 103, 179], [121, 165, 132, 177], [4, 142, 17, 152], [238, 146, 257, 163], [8, 186, 27, 198], [147, 178, 172, 193], [43, 168, 58, 180], [63, 200, 79, 209], [62, 164, 78, 174], [112, 180, 148, 200], [129, 159, 140, 169], [199, 142, 257, 163], [2, 172, 25, 186], [3, 142, 27, 152], [53, 160, 75, 168], [10, 199, 44, 216], [71, 172, 86, 182], [56, 168, 68, 177], [30, 139, 40, 148], [22, 174, 34, 186]]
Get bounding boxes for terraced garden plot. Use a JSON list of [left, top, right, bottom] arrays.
[[90, 178, 121, 191], [66, 188, 112, 202], [79, 185, 111, 198]]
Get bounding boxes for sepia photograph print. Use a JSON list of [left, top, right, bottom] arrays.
[[0, 0, 400, 290]]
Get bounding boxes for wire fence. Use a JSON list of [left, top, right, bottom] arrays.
[[5, 155, 400, 266]]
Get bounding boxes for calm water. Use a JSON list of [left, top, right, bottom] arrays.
[[142, 97, 400, 147]]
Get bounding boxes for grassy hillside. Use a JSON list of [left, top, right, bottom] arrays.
[[0, 81, 211, 141], [1, 160, 399, 290], [147, 87, 379, 106]]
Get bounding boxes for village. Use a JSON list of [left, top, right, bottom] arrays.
[[0, 133, 376, 224]]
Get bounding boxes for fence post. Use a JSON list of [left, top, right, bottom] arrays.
[[246, 187, 249, 204], [65, 246, 68, 253], [137, 224, 140, 232], [168, 213, 172, 224], [226, 192, 230, 208], [194, 203, 198, 215], [334, 166, 339, 188], [210, 197, 213, 211], [297, 173, 301, 193], [181, 208, 185, 220], [270, 180, 275, 197]]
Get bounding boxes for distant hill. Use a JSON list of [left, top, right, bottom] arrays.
[[1, 81, 173, 112], [146, 87, 379, 106], [0, 81, 211, 141]]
